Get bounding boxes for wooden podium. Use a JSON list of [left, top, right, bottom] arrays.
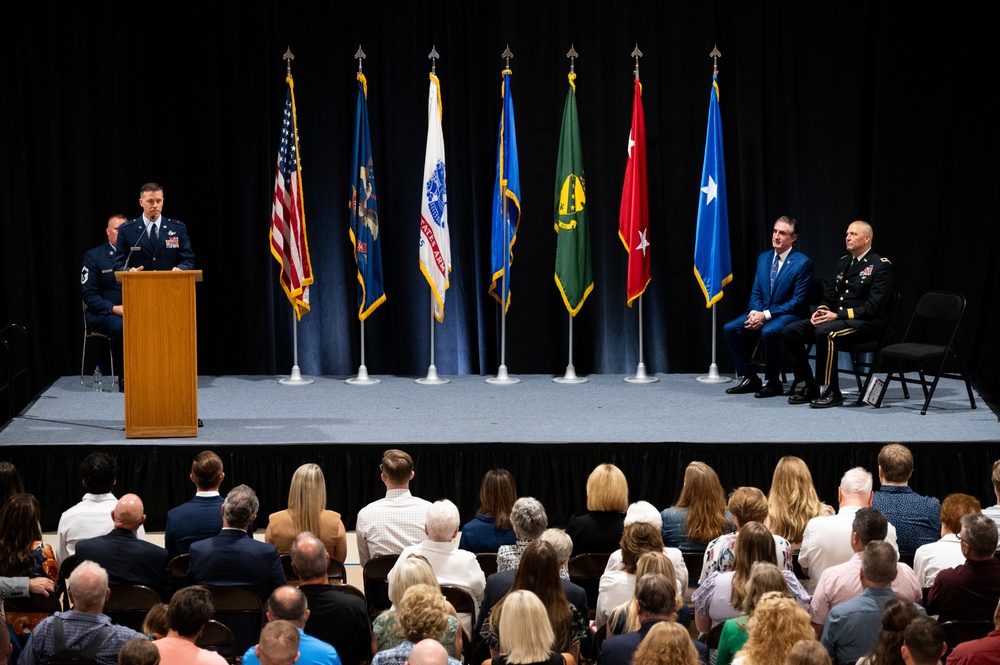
[[116, 270, 202, 438]]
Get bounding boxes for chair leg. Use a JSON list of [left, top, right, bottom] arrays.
[[920, 366, 945, 416]]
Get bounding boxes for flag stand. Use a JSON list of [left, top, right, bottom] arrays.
[[696, 303, 732, 383], [554, 314, 587, 383], [347, 320, 379, 385], [417, 298, 448, 385], [625, 295, 659, 383], [279, 314, 313, 385]]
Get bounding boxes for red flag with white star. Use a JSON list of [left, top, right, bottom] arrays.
[[619, 77, 650, 307]]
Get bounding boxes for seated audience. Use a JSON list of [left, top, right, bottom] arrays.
[[17, 561, 143, 665], [164, 451, 226, 558], [602, 501, 687, 595], [798, 467, 900, 594], [783, 640, 831, 665], [809, 507, 922, 632], [483, 590, 577, 665], [143, 602, 170, 640], [376, 555, 461, 658], [0, 493, 59, 640], [154, 586, 228, 665], [693, 522, 809, 635], [606, 552, 682, 637], [188, 484, 286, 601], [913, 493, 981, 587], [871, 444, 941, 554], [715, 562, 791, 665], [497, 497, 548, 573], [254, 620, 300, 665], [926, 512, 1000, 622], [946, 597, 1000, 665], [857, 597, 921, 665], [119, 637, 161, 665], [900, 617, 946, 665], [731, 593, 815, 665], [266, 463, 347, 562], [766, 456, 834, 549], [596, 522, 669, 630], [565, 464, 629, 556], [356, 449, 432, 566], [629, 620, 701, 665], [701, 487, 793, 585], [821, 541, 924, 665], [660, 462, 733, 552], [458, 469, 517, 553], [984, 460, 1000, 533], [372, 585, 462, 665], [241, 586, 340, 665]]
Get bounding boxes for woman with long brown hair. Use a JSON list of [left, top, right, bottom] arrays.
[[459, 469, 518, 553], [265, 462, 347, 562], [661, 461, 733, 551], [856, 597, 920, 665], [0, 493, 59, 639]]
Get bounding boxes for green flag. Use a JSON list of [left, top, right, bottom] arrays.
[[554, 74, 593, 316]]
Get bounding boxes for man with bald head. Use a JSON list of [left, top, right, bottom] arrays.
[[75, 493, 170, 598], [782, 220, 894, 408], [241, 586, 339, 665], [405, 639, 449, 665]]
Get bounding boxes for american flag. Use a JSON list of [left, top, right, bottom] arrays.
[[270, 77, 313, 320]]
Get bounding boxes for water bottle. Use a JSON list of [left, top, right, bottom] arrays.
[[93, 365, 103, 392]]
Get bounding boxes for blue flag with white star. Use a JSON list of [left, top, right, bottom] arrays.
[[694, 73, 733, 307]]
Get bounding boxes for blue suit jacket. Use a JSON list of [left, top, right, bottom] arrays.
[[164, 495, 225, 558], [113, 216, 195, 271], [188, 529, 286, 601], [745, 248, 813, 319], [74, 527, 171, 600], [81, 242, 122, 316]]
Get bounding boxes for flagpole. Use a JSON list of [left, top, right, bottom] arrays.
[[279, 313, 314, 385], [488, 46, 520, 385], [417, 296, 448, 384]]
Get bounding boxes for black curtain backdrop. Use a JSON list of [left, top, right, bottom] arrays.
[[3, 3, 999, 405]]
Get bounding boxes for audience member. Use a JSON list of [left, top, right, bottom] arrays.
[[913, 492, 981, 587], [766, 456, 834, 548], [405, 639, 450, 665], [291, 533, 374, 665], [628, 620, 700, 665], [809, 507, 922, 632], [984, 460, 1000, 533], [821, 541, 924, 664], [376, 555, 461, 658], [153, 586, 227, 665], [0, 493, 59, 640], [602, 502, 688, 595], [700, 487, 794, 585], [56, 452, 145, 562], [254, 620, 301, 665], [731, 593, 815, 665], [660, 462, 733, 552], [372, 585, 462, 665], [715, 562, 791, 665], [783, 640, 831, 665], [143, 602, 169, 640], [119, 637, 162, 665], [565, 464, 629, 556], [693, 522, 808, 635], [606, 552, 682, 637], [798, 467, 900, 593], [599, 573, 706, 665], [946, 597, 1000, 665], [164, 451, 226, 558], [871, 444, 941, 554], [0, 462, 24, 506], [857, 597, 920, 665], [388, 500, 485, 632], [497, 497, 548, 573], [241, 586, 339, 665], [266, 463, 346, 562], [926, 513, 1000, 622], [356, 449, 432, 566], [483, 590, 577, 665], [540, 528, 574, 581], [18, 561, 142, 665], [458, 469, 517, 553], [596, 522, 669, 630], [900, 617, 946, 665], [188, 484, 286, 601], [75, 493, 171, 598]]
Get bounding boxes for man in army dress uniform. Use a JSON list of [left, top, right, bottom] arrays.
[[81, 214, 127, 384], [782, 220, 894, 408]]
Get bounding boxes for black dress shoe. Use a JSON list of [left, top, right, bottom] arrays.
[[810, 387, 844, 408], [787, 385, 819, 404], [726, 376, 763, 395], [754, 381, 784, 398]]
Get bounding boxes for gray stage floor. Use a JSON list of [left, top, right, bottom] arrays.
[[1, 373, 996, 446]]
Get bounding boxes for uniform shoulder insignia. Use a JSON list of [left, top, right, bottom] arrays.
[[880, 257, 891, 264], [839, 254, 850, 260]]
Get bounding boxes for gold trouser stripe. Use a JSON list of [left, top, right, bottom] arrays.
[[823, 328, 858, 385]]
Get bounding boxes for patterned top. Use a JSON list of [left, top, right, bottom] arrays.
[[481, 601, 588, 652], [373, 611, 460, 657], [699, 533, 793, 584], [692, 570, 810, 629], [871, 485, 941, 553], [19, 610, 144, 665], [496, 539, 569, 580], [355, 489, 432, 566], [371, 640, 461, 665]]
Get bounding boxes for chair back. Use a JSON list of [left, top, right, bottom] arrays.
[[282, 553, 347, 585], [205, 586, 265, 657], [362, 553, 399, 621], [328, 582, 366, 603], [104, 585, 162, 632], [941, 619, 993, 649], [568, 552, 613, 619], [705, 620, 725, 650], [56, 554, 80, 611], [476, 552, 498, 578], [168, 553, 193, 593], [682, 551, 704, 589], [197, 618, 237, 665], [440, 584, 477, 629], [906, 291, 966, 346]]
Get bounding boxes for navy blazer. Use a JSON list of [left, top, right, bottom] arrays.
[[81, 242, 122, 317], [746, 248, 813, 319], [164, 495, 225, 558], [74, 527, 171, 600], [188, 529, 286, 601], [113, 216, 195, 271]]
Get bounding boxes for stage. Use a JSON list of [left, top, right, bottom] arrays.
[[1, 373, 997, 533]]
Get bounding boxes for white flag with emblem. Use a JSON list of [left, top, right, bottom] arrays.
[[418, 72, 451, 321]]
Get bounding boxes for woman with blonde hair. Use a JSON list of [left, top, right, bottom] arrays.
[[483, 590, 576, 665], [661, 461, 733, 551], [766, 456, 833, 547], [715, 562, 791, 665], [731, 593, 815, 665], [606, 551, 680, 636], [566, 463, 629, 556], [459, 469, 518, 553], [372, 584, 463, 665], [374, 555, 462, 657], [631, 621, 701, 665], [784, 640, 832, 665], [265, 463, 347, 562]]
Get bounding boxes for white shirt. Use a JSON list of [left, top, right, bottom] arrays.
[[388, 539, 486, 633], [913, 534, 964, 587], [797, 505, 898, 594], [56, 493, 146, 562], [603, 546, 688, 599], [355, 488, 432, 566]]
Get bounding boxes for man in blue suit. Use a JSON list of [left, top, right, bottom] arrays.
[[113, 182, 195, 272], [724, 216, 813, 398], [164, 451, 226, 559], [188, 484, 286, 602]]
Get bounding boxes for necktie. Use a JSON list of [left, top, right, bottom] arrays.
[[770, 253, 780, 290], [149, 221, 158, 250]]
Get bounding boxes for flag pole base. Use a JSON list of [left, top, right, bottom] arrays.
[[554, 364, 588, 384], [278, 365, 314, 386], [346, 365, 381, 385], [696, 363, 732, 383], [416, 365, 450, 385], [486, 364, 520, 385], [625, 362, 660, 384]]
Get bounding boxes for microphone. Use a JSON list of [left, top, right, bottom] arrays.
[[123, 217, 152, 270]]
